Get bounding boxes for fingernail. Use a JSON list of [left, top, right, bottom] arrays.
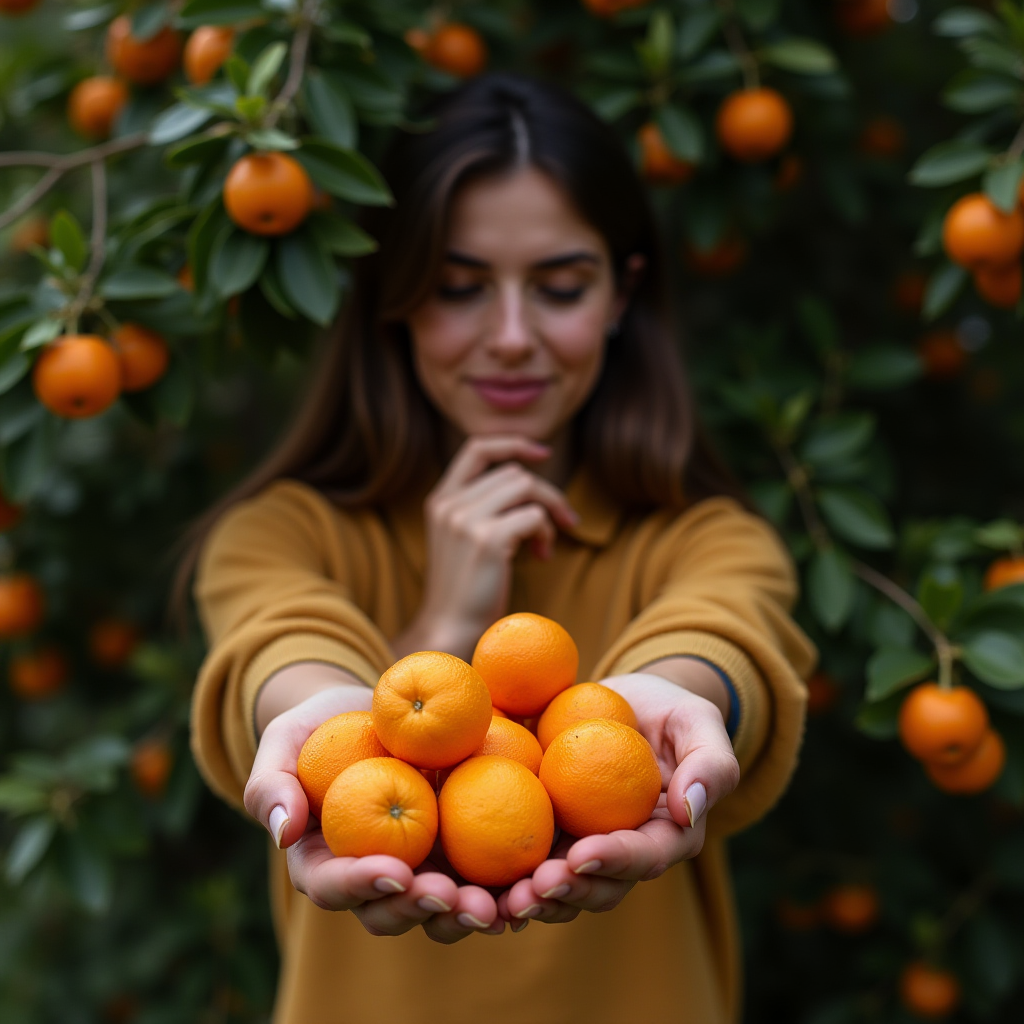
[[457, 913, 491, 930], [514, 903, 544, 919], [417, 895, 452, 913], [684, 782, 708, 828], [511, 919, 529, 933], [269, 805, 289, 849], [374, 877, 407, 894], [573, 860, 601, 875], [540, 884, 570, 900]]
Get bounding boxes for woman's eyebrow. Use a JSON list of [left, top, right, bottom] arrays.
[[444, 250, 601, 269]]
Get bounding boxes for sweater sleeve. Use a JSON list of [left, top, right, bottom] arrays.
[[590, 496, 818, 839], [189, 480, 395, 815]]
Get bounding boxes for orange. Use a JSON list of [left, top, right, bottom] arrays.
[[111, 323, 170, 391], [10, 215, 48, 253], [438, 754, 554, 886], [820, 883, 879, 933], [984, 556, 1024, 590], [942, 193, 1024, 268], [773, 153, 803, 192], [132, 739, 172, 798], [898, 682, 988, 765], [176, 264, 194, 291], [321, 757, 437, 868], [973, 262, 1021, 309], [924, 728, 1005, 794], [917, 331, 966, 380], [637, 122, 694, 185], [10, 646, 68, 699], [424, 24, 487, 78], [893, 270, 927, 314], [471, 612, 578, 716], [858, 116, 905, 158], [836, 0, 891, 36], [716, 88, 793, 163], [0, 0, 39, 13], [89, 618, 140, 668], [775, 897, 820, 931], [403, 27, 431, 54], [537, 682, 637, 751], [491, 706, 508, 719], [0, 574, 44, 636], [806, 672, 841, 716], [899, 962, 961, 1019], [106, 16, 181, 86], [0, 488, 22, 531], [223, 152, 314, 236], [684, 235, 748, 277], [33, 335, 122, 418], [183, 26, 234, 86], [67, 76, 127, 140], [539, 718, 662, 837], [471, 716, 543, 774], [297, 711, 390, 819], [581, 0, 649, 15], [372, 651, 492, 769]]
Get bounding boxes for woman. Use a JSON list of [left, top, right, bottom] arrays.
[[184, 73, 817, 1023]]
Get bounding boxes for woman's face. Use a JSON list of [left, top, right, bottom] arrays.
[[406, 167, 638, 445]]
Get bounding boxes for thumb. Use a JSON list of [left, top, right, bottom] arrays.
[[664, 707, 740, 830]]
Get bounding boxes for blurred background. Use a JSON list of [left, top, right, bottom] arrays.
[[1, 0, 1023, 1021]]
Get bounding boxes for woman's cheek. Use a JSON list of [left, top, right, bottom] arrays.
[[543, 307, 609, 368], [410, 304, 480, 366]]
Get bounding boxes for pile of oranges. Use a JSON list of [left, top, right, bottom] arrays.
[[297, 613, 662, 887], [898, 682, 1005, 794]]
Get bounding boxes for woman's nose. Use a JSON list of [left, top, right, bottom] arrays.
[[486, 285, 535, 361]]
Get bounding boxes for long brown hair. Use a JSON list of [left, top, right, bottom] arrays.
[[169, 72, 747, 622]]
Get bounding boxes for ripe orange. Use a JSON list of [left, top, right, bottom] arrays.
[[33, 335, 122, 418], [898, 683, 988, 765], [806, 672, 841, 716], [89, 618, 140, 668], [471, 612, 578, 716], [716, 88, 793, 163], [132, 739, 172, 798], [471, 716, 543, 774], [223, 152, 314, 236], [183, 26, 234, 86], [858, 116, 905, 158], [820, 883, 879, 933], [67, 76, 127, 140], [984, 556, 1024, 590], [836, 0, 891, 36], [111, 323, 170, 391], [438, 754, 554, 886], [321, 757, 438, 868], [917, 331, 966, 380], [403, 27, 431, 53], [684, 235, 748, 277], [106, 16, 182, 86], [942, 193, 1024, 268], [424, 24, 487, 78], [372, 651, 492, 769], [297, 711, 390, 819], [0, 574, 45, 636], [0, 488, 22, 531], [924, 728, 1005, 794], [0, 0, 39, 14], [773, 153, 803, 192], [893, 270, 927, 314], [10, 646, 68, 699], [539, 718, 662, 837], [491, 706, 508, 719], [176, 264, 194, 291], [10, 215, 49, 253], [536, 682, 637, 751], [973, 261, 1021, 309], [899, 962, 961, 1019], [581, 0, 649, 15], [637, 122, 694, 185]]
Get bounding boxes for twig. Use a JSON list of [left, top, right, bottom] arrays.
[[0, 166, 63, 234], [66, 160, 108, 333], [772, 442, 831, 548], [1006, 120, 1024, 162], [718, 0, 759, 90], [265, 0, 322, 129]]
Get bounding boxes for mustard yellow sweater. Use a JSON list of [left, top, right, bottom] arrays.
[[190, 466, 817, 1024]]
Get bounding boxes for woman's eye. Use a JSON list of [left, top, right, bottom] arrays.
[[540, 285, 585, 303], [437, 283, 482, 301]]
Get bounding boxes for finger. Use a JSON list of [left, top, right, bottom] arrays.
[[664, 709, 741, 830], [490, 504, 558, 557], [354, 872, 462, 936], [505, 875, 581, 924], [434, 436, 552, 494], [561, 818, 700, 882], [457, 463, 579, 530], [423, 885, 502, 943], [518, 860, 634, 914]]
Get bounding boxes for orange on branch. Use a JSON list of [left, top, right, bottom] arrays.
[[183, 26, 234, 86], [899, 962, 961, 1019], [438, 755, 554, 887], [924, 728, 1005, 794], [898, 682, 988, 765], [0, 488, 23, 531], [984, 555, 1024, 591], [89, 618, 140, 668], [424, 24, 487, 78], [0, 574, 45, 636], [471, 612, 578, 716], [942, 193, 1024, 268], [539, 718, 661, 837], [836, 0, 891, 36], [684, 235, 748, 277], [10, 215, 49, 253], [321, 757, 437, 868], [471, 716, 543, 774], [716, 88, 793, 163], [33, 336, 121, 418], [637, 122, 694, 185], [0, 0, 39, 14], [176, 264, 194, 291], [806, 672, 841, 716], [111, 323, 170, 391], [537, 682, 637, 751], [773, 153, 803, 192], [106, 16, 182, 86], [223, 152, 314, 237], [973, 261, 1021, 309], [372, 651, 492, 769], [297, 711, 390, 819], [821, 883, 879, 933], [132, 739, 172, 798], [67, 76, 127, 140], [10, 646, 68, 700], [858, 116, 905, 158], [917, 331, 966, 380]]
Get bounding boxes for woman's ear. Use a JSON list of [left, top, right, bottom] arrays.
[[611, 253, 647, 324]]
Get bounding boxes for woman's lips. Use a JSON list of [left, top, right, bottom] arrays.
[[471, 379, 550, 410]]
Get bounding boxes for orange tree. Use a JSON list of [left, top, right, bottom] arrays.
[[1, 0, 1023, 1020]]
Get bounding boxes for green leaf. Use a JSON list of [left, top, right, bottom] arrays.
[[149, 103, 215, 146], [808, 546, 856, 632], [276, 227, 340, 326], [923, 262, 968, 321], [909, 140, 992, 187], [0, 354, 31, 396], [302, 70, 357, 150], [961, 632, 1024, 688], [677, 7, 721, 60], [654, 103, 703, 163], [100, 267, 178, 300], [801, 414, 875, 468], [917, 564, 964, 630], [778, 390, 814, 440], [590, 88, 643, 122], [961, 38, 1024, 77], [223, 53, 249, 94], [944, 72, 1022, 113], [208, 227, 269, 298], [854, 692, 902, 738], [736, 0, 779, 32], [67, 835, 113, 915], [846, 346, 922, 390], [1, 412, 58, 502], [234, 94, 267, 122], [976, 519, 1022, 551], [0, 778, 48, 815], [866, 647, 935, 701], [258, 261, 299, 319], [748, 479, 791, 526], [165, 133, 231, 169], [759, 39, 837, 75], [177, 0, 266, 28], [131, 2, 168, 40], [295, 139, 393, 207], [153, 357, 194, 426], [636, 10, 674, 77], [187, 200, 230, 300], [797, 294, 839, 356], [49, 210, 87, 273], [934, 7, 1002, 37], [984, 157, 1024, 213], [245, 128, 298, 151], [19, 319, 62, 352], [818, 485, 895, 549], [309, 215, 377, 256], [6, 816, 56, 884], [247, 41, 286, 98]]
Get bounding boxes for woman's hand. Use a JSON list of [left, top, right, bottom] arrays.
[[502, 671, 741, 925], [393, 434, 579, 662], [244, 683, 508, 943]]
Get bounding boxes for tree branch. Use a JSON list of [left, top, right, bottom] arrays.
[[265, 0, 322, 129], [66, 160, 108, 333], [718, 0, 760, 90]]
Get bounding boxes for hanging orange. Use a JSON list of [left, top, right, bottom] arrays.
[[89, 618, 141, 669], [0, 487, 23, 531], [10, 646, 68, 699], [424, 24, 487, 78], [0, 0, 40, 14], [67, 76, 127, 140], [898, 682, 988, 765], [984, 556, 1024, 591], [835, 0, 891, 36], [637, 122, 694, 185], [132, 739, 173, 797], [684, 235, 749, 277], [716, 88, 793, 162], [223, 152, 314, 236], [805, 672, 841, 716], [924, 728, 1005, 794], [857, 116, 905, 158], [917, 331, 966, 380], [820, 883, 879, 933], [106, 16, 182, 86], [183, 26, 234, 85], [898, 961, 961, 1019], [33, 335, 122, 418], [973, 262, 1021, 309], [111, 323, 170, 391], [942, 193, 1024, 268], [0, 574, 45, 636]]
